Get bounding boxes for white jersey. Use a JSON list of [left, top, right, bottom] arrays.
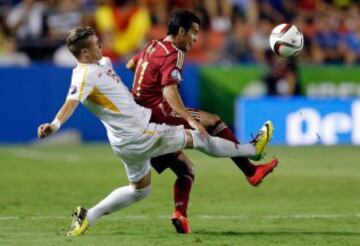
[[66, 57, 152, 145]]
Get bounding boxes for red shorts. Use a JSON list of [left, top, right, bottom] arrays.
[[150, 103, 200, 128], [149, 103, 200, 173]]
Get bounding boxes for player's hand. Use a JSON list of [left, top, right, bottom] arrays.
[[188, 118, 209, 138], [37, 123, 58, 139]]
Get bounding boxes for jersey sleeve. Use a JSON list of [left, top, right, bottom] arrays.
[[98, 56, 113, 68], [132, 40, 155, 65], [160, 51, 184, 87], [131, 51, 143, 66], [66, 67, 94, 102]]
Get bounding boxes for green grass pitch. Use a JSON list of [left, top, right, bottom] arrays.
[[0, 145, 359, 245]]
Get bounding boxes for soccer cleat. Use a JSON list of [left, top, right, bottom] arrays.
[[171, 211, 191, 234], [66, 206, 89, 237], [249, 121, 274, 161], [247, 158, 278, 186]]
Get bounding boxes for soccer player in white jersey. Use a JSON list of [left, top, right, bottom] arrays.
[[37, 26, 274, 236]]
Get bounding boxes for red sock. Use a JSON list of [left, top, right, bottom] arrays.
[[209, 120, 256, 177], [174, 175, 193, 217]]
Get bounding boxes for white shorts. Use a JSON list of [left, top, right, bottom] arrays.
[[111, 123, 187, 183]]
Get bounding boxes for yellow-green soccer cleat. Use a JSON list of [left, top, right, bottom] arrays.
[[249, 121, 274, 161], [66, 206, 89, 237]]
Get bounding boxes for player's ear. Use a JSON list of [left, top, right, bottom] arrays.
[[81, 48, 88, 56], [178, 27, 186, 36]]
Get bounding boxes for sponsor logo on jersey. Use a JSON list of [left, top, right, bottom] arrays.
[[69, 85, 77, 95], [107, 69, 120, 83], [171, 69, 182, 82]]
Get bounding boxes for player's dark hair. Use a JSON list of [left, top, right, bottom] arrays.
[[66, 26, 96, 58], [167, 10, 200, 36]]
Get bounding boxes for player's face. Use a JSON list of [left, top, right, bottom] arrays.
[[181, 23, 199, 52], [86, 35, 103, 62]]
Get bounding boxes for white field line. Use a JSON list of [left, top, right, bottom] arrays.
[[0, 216, 18, 221], [264, 214, 360, 219], [1, 213, 359, 221], [4, 149, 81, 163], [199, 215, 247, 219]]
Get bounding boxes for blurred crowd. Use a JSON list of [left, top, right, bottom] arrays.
[[1, 0, 360, 66]]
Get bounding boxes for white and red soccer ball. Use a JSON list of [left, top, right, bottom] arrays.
[[269, 23, 304, 58]]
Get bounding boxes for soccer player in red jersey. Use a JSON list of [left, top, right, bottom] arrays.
[[126, 10, 278, 234]]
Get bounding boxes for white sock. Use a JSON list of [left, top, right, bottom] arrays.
[[191, 131, 255, 157], [87, 185, 151, 225]]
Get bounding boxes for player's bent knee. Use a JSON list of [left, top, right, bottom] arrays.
[[184, 130, 193, 148], [179, 162, 195, 180], [185, 171, 195, 182], [189, 166, 195, 178], [211, 114, 221, 124], [133, 185, 152, 201], [206, 114, 221, 127], [184, 163, 195, 180]]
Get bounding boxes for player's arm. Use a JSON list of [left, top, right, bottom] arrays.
[[126, 58, 136, 72], [163, 84, 209, 137], [37, 99, 79, 139]]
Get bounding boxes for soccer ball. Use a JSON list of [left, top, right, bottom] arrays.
[[269, 24, 303, 58]]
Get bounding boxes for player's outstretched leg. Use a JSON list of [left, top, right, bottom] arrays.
[[66, 182, 152, 236], [190, 120, 273, 159], [207, 117, 278, 186], [207, 119, 256, 175], [66, 206, 89, 237], [247, 121, 278, 186], [249, 120, 274, 161], [246, 158, 278, 186]]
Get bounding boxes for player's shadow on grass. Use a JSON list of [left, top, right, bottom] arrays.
[[195, 230, 360, 237]]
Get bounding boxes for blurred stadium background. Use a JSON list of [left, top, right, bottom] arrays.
[[0, 0, 359, 245]]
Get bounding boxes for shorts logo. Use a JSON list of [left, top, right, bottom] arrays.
[[171, 69, 182, 82], [69, 85, 77, 95]]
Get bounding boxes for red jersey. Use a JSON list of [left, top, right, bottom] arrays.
[[131, 39, 184, 109]]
